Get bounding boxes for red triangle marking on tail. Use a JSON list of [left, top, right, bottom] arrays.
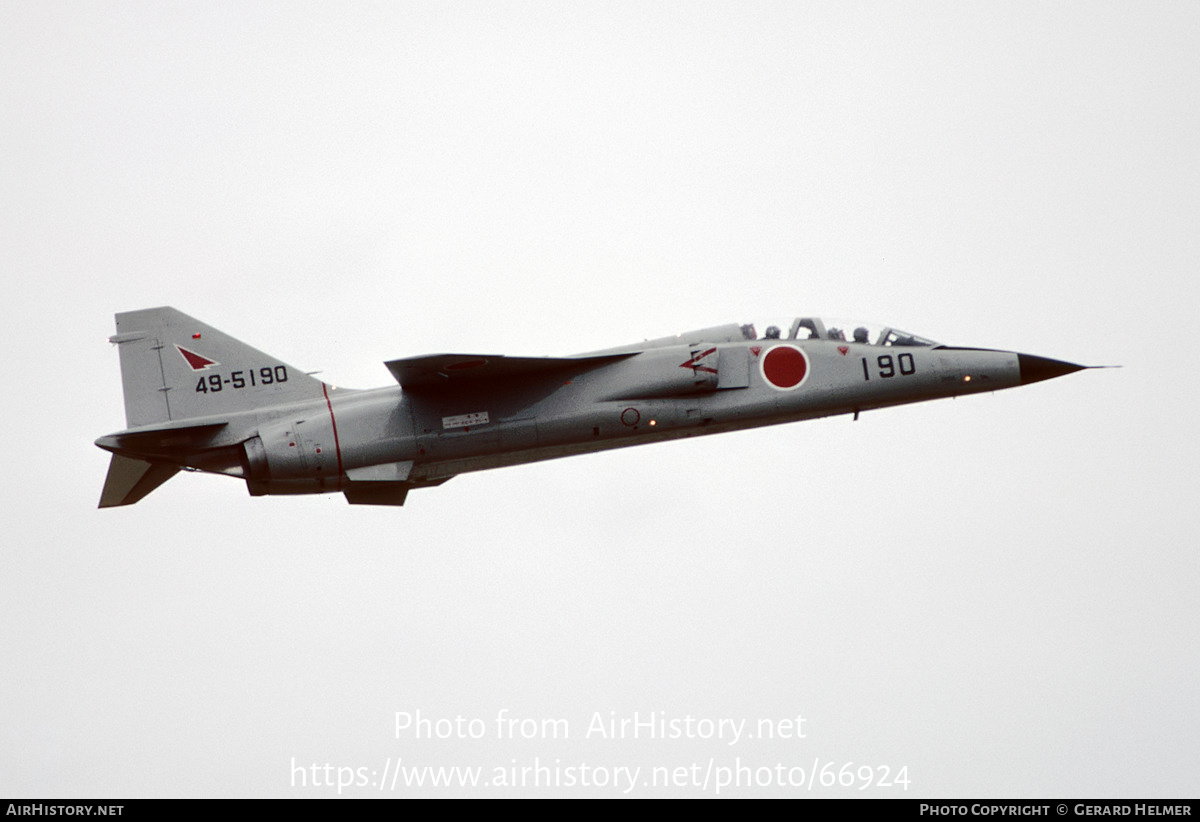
[[176, 345, 218, 371]]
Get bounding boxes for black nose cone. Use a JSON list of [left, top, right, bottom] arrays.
[[1018, 354, 1086, 385]]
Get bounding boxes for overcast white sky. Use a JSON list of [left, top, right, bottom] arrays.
[[2, 1, 1198, 798]]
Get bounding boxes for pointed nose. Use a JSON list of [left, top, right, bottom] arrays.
[[1017, 353, 1086, 385]]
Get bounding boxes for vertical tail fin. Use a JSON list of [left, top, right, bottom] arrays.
[[110, 307, 327, 427]]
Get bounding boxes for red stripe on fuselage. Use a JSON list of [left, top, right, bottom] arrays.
[[322, 383, 345, 487]]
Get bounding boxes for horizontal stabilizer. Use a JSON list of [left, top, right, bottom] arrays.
[[98, 454, 180, 508], [385, 353, 630, 392], [94, 420, 228, 459]]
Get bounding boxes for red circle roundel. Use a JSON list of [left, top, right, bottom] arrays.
[[760, 344, 809, 390]]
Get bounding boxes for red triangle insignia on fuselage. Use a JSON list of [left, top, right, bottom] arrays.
[[176, 345, 219, 371]]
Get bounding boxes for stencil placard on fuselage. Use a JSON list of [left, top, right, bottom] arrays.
[[442, 411, 490, 430]]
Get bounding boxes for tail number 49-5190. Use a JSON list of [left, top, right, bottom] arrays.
[[196, 365, 289, 393]]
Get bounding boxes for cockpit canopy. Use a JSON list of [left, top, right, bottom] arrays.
[[741, 317, 939, 347], [582, 317, 940, 357]]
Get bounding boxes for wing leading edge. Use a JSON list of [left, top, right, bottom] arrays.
[[384, 353, 632, 392]]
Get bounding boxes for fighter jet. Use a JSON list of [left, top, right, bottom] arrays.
[[95, 307, 1092, 507]]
